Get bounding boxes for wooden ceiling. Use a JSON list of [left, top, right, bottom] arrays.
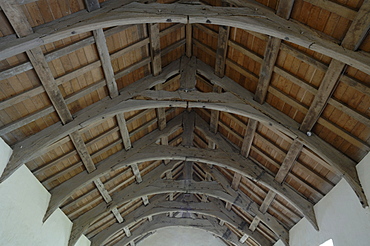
[[0, 0, 369, 245]]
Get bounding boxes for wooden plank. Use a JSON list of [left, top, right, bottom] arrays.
[[215, 25, 230, 77], [275, 140, 304, 184], [113, 57, 151, 80], [276, 0, 295, 19], [303, 0, 357, 20], [230, 173, 242, 191], [183, 161, 193, 180], [182, 111, 195, 180], [0, 80, 106, 135], [93, 178, 112, 203], [228, 40, 263, 63], [161, 38, 186, 56], [110, 38, 149, 61], [55, 61, 102, 86]]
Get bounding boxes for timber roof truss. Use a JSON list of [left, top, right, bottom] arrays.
[[0, 0, 369, 245]]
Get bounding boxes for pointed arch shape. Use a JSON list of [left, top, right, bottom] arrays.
[[108, 215, 244, 246], [89, 197, 272, 246]]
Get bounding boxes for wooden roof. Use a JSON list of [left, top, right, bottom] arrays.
[[0, 0, 369, 245]]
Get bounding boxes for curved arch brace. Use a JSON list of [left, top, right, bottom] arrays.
[[89, 197, 272, 246], [1, 2, 369, 74], [111, 215, 244, 246], [2, 60, 363, 212], [47, 145, 317, 234], [65, 154, 299, 246]]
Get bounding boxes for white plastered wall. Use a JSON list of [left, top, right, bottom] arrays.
[[0, 138, 90, 246], [275, 152, 370, 246], [2, 135, 370, 246]]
